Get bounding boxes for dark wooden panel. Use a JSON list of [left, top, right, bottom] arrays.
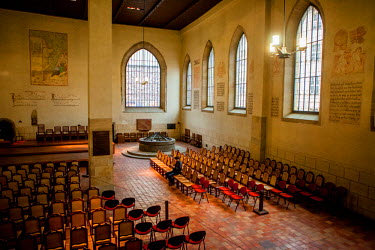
[[92, 131, 110, 156]]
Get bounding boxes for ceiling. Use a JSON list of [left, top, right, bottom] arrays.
[[0, 0, 223, 30]]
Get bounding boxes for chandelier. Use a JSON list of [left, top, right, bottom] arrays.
[[270, 0, 307, 58]]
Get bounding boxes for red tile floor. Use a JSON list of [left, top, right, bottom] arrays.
[[93, 142, 375, 249]]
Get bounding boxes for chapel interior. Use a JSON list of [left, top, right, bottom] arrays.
[[0, 0, 375, 249]]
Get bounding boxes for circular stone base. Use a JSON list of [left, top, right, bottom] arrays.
[[122, 146, 187, 159], [139, 137, 176, 152]]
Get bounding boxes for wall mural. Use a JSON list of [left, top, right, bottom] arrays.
[[29, 30, 68, 86], [332, 26, 366, 75], [272, 56, 282, 75]]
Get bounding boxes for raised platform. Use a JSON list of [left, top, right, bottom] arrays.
[[122, 145, 187, 159], [0, 140, 89, 166]]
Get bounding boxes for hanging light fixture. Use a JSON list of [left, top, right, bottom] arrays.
[[270, 0, 307, 58]]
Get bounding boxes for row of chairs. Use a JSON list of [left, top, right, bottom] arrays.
[[36, 124, 88, 141], [116, 131, 169, 143], [180, 129, 203, 148]]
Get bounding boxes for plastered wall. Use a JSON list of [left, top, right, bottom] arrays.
[[180, 0, 375, 219], [0, 9, 181, 139]]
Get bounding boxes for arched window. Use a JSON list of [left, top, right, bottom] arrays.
[[201, 41, 214, 111], [293, 5, 323, 113], [235, 34, 247, 109], [228, 26, 248, 115], [186, 61, 192, 106], [126, 49, 160, 107], [207, 49, 215, 107], [122, 42, 166, 112]]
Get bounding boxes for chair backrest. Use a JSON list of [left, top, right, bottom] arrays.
[[315, 174, 325, 187], [54, 126, 62, 133], [71, 211, 86, 228], [0, 221, 17, 240], [256, 184, 264, 191], [92, 208, 106, 224], [88, 187, 100, 199], [70, 226, 88, 248], [71, 198, 84, 213], [305, 171, 315, 184], [36, 193, 49, 206], [113, 205, 127, 221], [94, 223, 111, 242], [31, 203, 45, 219], [47, 213, 64, 231], [146, 205, 161, 216], [37, 124, 45, 133], [54, 190, 67, 202], [17, 195, 30, 209], [16, 234, 38, 250], [44, 230, 64, 249], [118, 220, 134, 238], [9, 206, 23, 221], [89, 196, 103, 211], [71, 188, 83, 200], [0, 197, 10, 210], [51, 201, 66, 215], [24, 216, 41, 235], [121, 197, 135, 208], [188, 231, 206, 243]]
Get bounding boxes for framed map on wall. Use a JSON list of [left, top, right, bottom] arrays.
[[29, 30, 68, 86]]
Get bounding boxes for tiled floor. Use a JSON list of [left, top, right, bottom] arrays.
[[93, 142, 375, 249]]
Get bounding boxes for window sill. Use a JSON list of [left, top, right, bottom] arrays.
[[228, 109, 246, 117], [124, 107, 165, 113], [282, 113, 320, 125], [202, 107, 214, 113], [182, 106, 191, 111]]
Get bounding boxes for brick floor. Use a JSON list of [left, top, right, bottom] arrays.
[[94, 142, 375, 249]]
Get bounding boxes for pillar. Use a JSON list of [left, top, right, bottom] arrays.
[[88, 0, 113, 191]]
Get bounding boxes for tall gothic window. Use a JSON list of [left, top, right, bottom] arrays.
[[235, 34, 247, 109], [186, 61, 192, 106], [125, 49, 160, 107], [207, 49, 215, 107], [293, 6, 323, 112]]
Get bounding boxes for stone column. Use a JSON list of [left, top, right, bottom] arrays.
[[88, 0, 113, 191], [250, 0, 270, 161]]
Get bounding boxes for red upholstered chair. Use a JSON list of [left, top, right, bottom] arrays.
[[171, 216, 189, 236], [143, 205, 161, 224], [300, 183, 318, 199], [166, 235, 185, 249], [152, 219, 172, 240], [278, 184, 298, 209], [128, 208, 144, 222], [193, 179, 210, 204], [184, 231, 206, 250], [135, 222, 153, 243], [248, 184, 264, 210], [228, 186, 248, 211], [143, 240, 166, 250]]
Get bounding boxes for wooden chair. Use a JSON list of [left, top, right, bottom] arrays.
[[115, 220, 134, 248], [36, 124, 46, 141], [78, 126, 86, 139], [62, 126, 70, 140], [44, 230, 65, 250], [45, 129, 54, 141], [54, 126, 63, 141], [92, 223, 112, 249], [70, 210, 87, 228], [70, 126, 78, 140], [70, 226, 88, 250]]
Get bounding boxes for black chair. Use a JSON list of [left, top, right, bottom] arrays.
[[185, 231, 206, 249]]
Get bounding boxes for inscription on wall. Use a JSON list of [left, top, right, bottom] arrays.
[[217, 82, 225, 96], [329, 81, 362, 124], [11, 91, 46, 106], [217, 61, 226, 78], [52, 93, 80, 106], [217, 101, 224, 112], [271, 97, 279, 117], [193, 90, 199, 110], [193, 66, 200, 88], [93, 131, 110, 156], [247, 93, 253, 114]]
